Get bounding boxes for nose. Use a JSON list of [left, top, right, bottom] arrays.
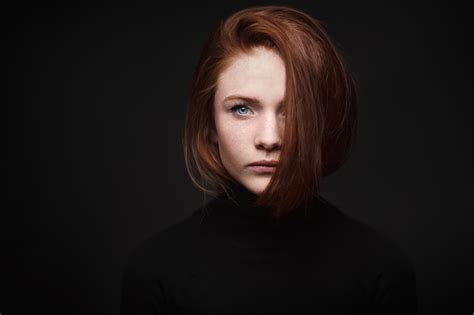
[[254, 113, 283, 152]]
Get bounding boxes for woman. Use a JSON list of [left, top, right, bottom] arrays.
[[120, 5, 418, 314]]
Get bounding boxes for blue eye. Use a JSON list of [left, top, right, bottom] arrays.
[[230, 103, 252, 116]]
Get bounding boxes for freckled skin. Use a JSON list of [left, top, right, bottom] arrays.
[[213, 47, 286, 195]]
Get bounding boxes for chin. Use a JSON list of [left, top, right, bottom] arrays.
[[242, 177, 271, 195]]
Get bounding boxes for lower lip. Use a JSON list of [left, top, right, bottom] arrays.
[[249, 165, 277, 174]]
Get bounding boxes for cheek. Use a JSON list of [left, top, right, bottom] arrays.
[[217, 126, 249, 162], [219, 129, 240, 154], [216, 117, 242, 146]]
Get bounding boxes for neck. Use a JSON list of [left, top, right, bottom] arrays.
[[218, 180, 271, 218], [200, 180, 325, 249]]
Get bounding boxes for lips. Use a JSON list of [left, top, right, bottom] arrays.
[[248, 160, 279, 167], [248, 160, 278, 174], [248, 165, 277, 174]]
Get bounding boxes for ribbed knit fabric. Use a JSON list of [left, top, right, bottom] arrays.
[[120, 182, 418, 314]]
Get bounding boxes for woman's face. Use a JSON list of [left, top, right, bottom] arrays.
[[213, 46, 286, 195]]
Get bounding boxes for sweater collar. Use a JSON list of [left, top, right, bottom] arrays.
[[199, 180, 324, 249], [220, 180, 270, 218]]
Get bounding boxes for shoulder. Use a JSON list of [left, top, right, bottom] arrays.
[[119, 208, 206, 314], [317, 197, 418, 310], [122, 207, 205, 279], [315, 197, 416, 286]]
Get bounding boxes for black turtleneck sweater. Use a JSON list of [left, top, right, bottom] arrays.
[[120, 182, 418, 314]]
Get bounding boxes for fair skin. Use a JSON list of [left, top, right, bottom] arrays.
[[213, 46, 286, 196]]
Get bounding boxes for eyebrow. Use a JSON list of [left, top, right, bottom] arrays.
[[223, 94, 261, 104], [222, 94, 284, 107]]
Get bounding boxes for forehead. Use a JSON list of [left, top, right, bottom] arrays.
[[215, 47, 286, 105]]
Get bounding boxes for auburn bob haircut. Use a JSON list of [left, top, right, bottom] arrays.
[[182, 5, 358, 218]]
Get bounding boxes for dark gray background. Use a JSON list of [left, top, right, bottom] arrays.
[[4, 1, 473, 314]]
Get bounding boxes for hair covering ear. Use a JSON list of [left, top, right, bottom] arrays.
[[210, 129, 218, 144]]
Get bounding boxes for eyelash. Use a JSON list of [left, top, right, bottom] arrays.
[[230, 103, 253, 116], [229, 103, 287, 118]]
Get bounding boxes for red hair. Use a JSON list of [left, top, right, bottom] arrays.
[[182, 5, 358, 218]]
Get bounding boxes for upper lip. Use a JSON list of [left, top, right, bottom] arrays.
[[248, 160, 279, 167]]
